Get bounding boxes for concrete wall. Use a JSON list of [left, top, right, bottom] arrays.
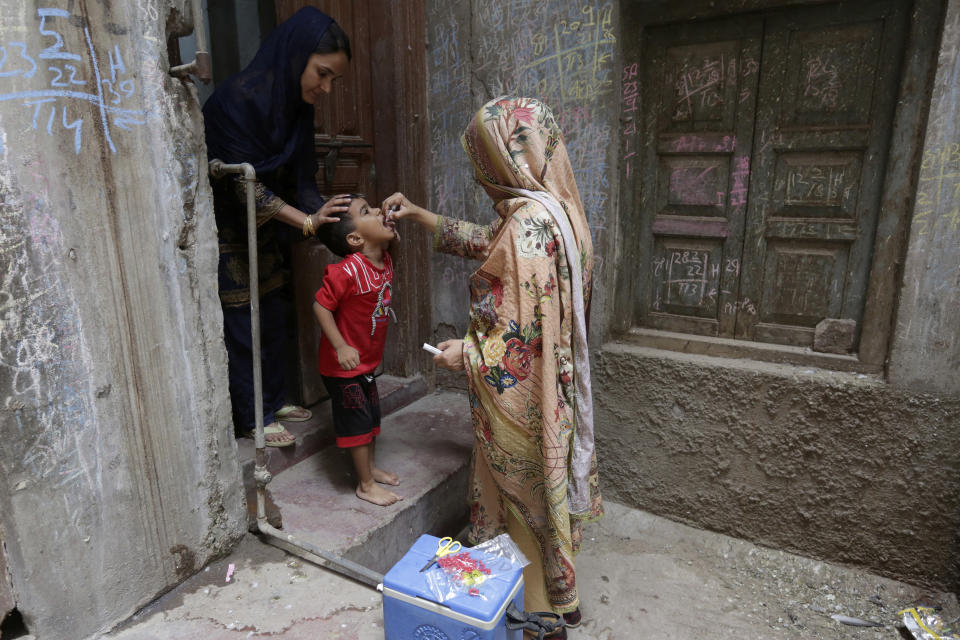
[[0, 2, 245, 638], [424, 0, 620, 360], [889, 0, 960, 397], [595, 343, 960, 589]]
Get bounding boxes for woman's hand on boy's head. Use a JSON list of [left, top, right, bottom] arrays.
[[336, 344, 361, 371], [433, 339, 465, 371], [315, 194, 352, 224]]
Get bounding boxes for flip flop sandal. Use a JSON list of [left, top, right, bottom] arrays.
[[244, 423, 295, 448], [562, 608, 581, 629], [506, 604, 565, 640], [274, 404, 312, 422]]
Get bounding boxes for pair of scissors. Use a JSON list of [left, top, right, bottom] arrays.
[[418, 536, 462, 572]]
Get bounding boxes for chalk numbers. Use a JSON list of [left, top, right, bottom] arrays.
[[524, 3, 614, 103], [0, 42, 38, 78], [37, 8, 80, 61], [138, 0, 160, 23], [532, 33, 548, 56], [0, 8, 146, 154], [652, 250, 751, 315]]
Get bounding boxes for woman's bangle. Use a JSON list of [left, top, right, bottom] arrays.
[[302, 214, 315, 237]]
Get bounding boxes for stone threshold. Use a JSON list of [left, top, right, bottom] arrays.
[[236, 375, 427, 487], [263, 390, 474, 574]]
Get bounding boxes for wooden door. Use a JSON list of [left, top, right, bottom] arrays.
[[737, 0, 907, 346], [275, 0, 430, 403], [638, 18, 763, 338], [638, 0, 907, 352]]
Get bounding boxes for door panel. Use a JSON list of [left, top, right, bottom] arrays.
[[736, 0, 906, 346], [639, 19, 762, 337], [637, 1, 907, 352]]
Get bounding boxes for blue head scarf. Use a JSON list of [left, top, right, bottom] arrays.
[[203, 7, 334, 214]]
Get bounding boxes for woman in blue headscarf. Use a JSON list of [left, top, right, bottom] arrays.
[[203, 8, 351, 446]]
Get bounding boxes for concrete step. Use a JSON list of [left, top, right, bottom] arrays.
[[263, 390, 473, 574], [237, 374, 428, 495]]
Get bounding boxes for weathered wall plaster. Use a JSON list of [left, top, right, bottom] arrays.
[[596, 342, 960, 590], [425, 0, 620, 359], [889, 0, 960, 398], [0, 2, 244, 637]]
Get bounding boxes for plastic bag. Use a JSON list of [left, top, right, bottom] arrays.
[[900, 607, 960, 640], [424, 534, 529, 602]]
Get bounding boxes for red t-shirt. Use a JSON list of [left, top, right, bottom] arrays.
[[315, 252, 393, 377]]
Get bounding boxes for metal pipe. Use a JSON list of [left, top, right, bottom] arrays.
[[171, 0, 212, 83], [208, 159, 384, 589]]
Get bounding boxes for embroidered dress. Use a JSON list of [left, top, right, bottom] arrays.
[[211, 172, 290, 308], [435, 97, 603, 614]]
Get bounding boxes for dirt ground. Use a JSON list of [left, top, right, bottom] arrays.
[[573, 502, 958, 639], [104, 500, 958, 639]]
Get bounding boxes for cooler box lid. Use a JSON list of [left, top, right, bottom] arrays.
[[383, 534, 524, 623]]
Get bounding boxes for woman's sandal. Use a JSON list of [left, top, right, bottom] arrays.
[[274, 404, 312, 422], [562, 608, 581, 629], [263, 423, 296, 447], [241, 423, 296, 447], [506, 605, 565, 639]]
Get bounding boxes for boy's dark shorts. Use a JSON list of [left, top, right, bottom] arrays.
[[321, 374, 381, 448]]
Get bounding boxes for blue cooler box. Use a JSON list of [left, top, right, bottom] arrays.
[[382, 534, 524, 640]]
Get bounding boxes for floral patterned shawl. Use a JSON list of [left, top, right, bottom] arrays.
[[435, 96, 603, 612]]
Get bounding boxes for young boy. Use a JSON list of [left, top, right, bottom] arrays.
[[314, 195, 402, 506]]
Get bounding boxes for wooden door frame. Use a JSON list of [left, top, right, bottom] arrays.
[[369, 0, 432, 376], [614, 0, 944, 372]]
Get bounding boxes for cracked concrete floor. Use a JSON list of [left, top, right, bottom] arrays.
[[105, 501, 958, 639]]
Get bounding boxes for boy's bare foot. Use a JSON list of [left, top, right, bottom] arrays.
[[356, 482, 403, 506], [372, 467, 400, 486]]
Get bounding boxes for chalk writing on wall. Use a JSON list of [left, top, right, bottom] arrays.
[[426, 1, 618, 334], [427, 1, 477, 306], [621, 62, 638, 178], [914, 144, 960, 236], [0, 123, 100, 508], [471, 1, 617, 233], [0, 7, 148, 154]]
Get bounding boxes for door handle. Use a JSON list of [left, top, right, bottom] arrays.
[[317, 140, 373, 186]]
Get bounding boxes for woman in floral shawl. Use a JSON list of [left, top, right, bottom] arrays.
[[385, 96, 603, 629]]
